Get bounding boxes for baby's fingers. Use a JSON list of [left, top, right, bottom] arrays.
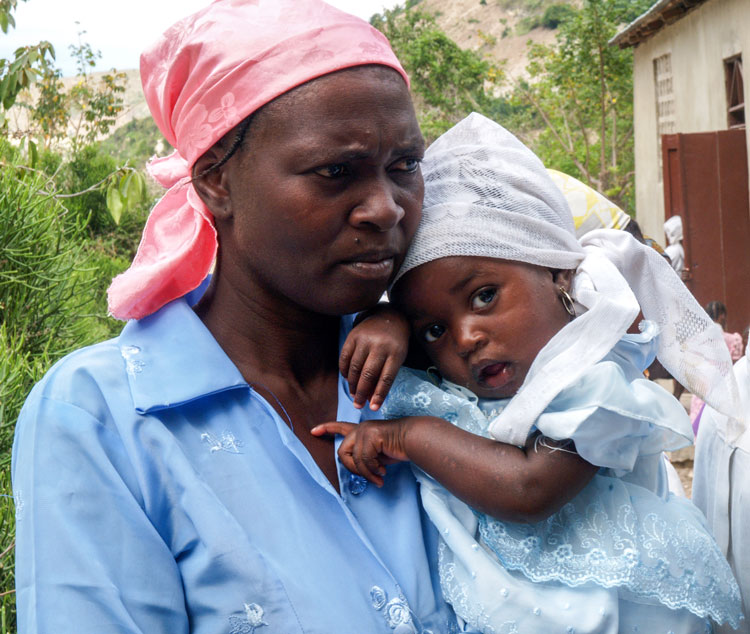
[[343, 346, 373, 408], [341, 439, 385, 487], [310, 421, 357, 438], [352, 352, 389, 410], [338, 336, 356, 385], [368, 356, 401, 411]]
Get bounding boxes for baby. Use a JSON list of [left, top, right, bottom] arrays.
[[314, 114, 743, 633]]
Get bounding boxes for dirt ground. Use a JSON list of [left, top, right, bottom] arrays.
[[658, 380, 696, 497], [669, 444, 695, 498]]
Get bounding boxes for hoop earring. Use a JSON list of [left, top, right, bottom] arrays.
[[426, 366, 442, 386], [558, 286, 576, 317]]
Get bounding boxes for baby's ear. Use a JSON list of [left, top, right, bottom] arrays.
[[550, 268, 574, 290]]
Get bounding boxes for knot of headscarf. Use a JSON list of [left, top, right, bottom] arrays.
[[107, 0, 408, 320]]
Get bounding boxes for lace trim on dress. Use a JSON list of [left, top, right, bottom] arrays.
[[476, 482, 742, 628]]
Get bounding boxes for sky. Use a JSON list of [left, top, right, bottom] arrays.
[[0, 0, 403, 77]]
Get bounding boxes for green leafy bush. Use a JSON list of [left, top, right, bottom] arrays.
[[541, 3, 577, 28], [99, 117, 172, 170]]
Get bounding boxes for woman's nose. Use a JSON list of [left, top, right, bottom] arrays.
[[349, 178, 405, 231]]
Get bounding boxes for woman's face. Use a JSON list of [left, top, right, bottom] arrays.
[[210, 67, 425, 316], [392, 256, 573, 399]]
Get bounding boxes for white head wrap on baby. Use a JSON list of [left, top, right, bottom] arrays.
[[395, 113, 742, 445]]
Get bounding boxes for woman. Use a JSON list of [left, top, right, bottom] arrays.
[[12, 2, 457, 632]]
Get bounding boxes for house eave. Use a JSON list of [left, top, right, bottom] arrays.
[[610, 0, 709, 49]]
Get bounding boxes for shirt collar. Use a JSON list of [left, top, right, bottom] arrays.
[[118, 297, 248, 414]]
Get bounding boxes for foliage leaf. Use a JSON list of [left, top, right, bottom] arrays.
[[106, 180, 124, 225]]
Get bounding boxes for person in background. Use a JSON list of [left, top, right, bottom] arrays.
[[694, 344, 750, 633], [11, 1, 460, 632], [690, 301, 745, 434], [664, 214, 685, 274]]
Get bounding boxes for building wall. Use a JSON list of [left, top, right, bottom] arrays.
[[631, 0, 749, 241]]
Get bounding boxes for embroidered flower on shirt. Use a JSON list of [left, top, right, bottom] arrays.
[[120, 345, 145, 376], [13, 489, 24, 521], [371, 585, 387, 610], [201, 430, 243, 454], [384, 597, 413, 628], [228, 602, 268, 633], [370, 586, 429, 632]]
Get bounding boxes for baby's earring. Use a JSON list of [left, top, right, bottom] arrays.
[[558, 286, 576, 317], [426, 366, 442, 385]]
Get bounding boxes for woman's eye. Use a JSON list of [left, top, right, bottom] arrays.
[[471, 288, 496, 309], [422, 324, 445, 343], [314, 164, 350, 178], [391, 157, 421, 173]]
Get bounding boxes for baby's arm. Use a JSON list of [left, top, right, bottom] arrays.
[[312, 417, 597, 523], [340, 304, 411, 410]]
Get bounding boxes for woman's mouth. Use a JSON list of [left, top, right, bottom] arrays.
[[341, 253, 396, 279]]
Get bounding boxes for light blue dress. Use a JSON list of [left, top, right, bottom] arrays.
[[382, 322, 743, 634], [12, 296, 460, 634]]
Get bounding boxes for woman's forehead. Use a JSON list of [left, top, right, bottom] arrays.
[[257, 66, 410, 124], [246, 67, 421, 150]]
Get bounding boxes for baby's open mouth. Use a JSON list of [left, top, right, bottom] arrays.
[[477, 361, 512, 389]]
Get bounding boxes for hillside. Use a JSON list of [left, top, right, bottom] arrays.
[[8, 0, 573, 140], [418, 0, 575, 85]]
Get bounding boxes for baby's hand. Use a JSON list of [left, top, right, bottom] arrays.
[[340, 306, 410, 410], [311, 419, 410, 487]]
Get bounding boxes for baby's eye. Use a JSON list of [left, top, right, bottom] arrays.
[[422, 324, 445, 343], [314, 164, 351, 178], [471, 288, 497, 309], [391, 157, 421, 173]]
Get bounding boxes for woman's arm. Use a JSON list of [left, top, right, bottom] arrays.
[[312, 417, 598, 523], [13, 393, 188, 633]]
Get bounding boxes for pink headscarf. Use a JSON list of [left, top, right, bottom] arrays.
[[107, 0, 409, 320]]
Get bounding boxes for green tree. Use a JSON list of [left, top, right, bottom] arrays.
[[16, 29, 129, 153], [371, 6, 503, 141], [507, 0, 652, 210], [0, 0, 55, 118]]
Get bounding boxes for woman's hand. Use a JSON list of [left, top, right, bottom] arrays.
[[311, 418, 416, 487], [340, 305, 410, 410]]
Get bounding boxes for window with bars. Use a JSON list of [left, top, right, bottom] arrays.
[[724, 54, 745, 129], [654, 53, 676, 182]]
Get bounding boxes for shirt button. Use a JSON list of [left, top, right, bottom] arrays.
[[348, 473, 368, 495]]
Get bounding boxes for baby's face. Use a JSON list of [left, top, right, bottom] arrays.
[[392, 256, 572, 399]]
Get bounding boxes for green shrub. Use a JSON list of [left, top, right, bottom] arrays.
[[58, 144, 120, 234], [541, 3, 577, 29], [99, 117, 172, 170]]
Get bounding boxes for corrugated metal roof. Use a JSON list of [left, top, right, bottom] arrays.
[[609, 0, 709, 49]]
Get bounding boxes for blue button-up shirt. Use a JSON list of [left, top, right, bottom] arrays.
[[13, 298, 458, 633]]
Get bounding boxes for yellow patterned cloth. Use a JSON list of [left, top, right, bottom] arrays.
[[547, 169, 632, 238]]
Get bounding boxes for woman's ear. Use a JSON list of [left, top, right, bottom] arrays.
[[551, 268, 574, 291], [192, 146, 232, 220]]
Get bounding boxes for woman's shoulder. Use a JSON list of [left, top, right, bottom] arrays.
[[19, 336, 132, 427], [29, 337, 127, 400]]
